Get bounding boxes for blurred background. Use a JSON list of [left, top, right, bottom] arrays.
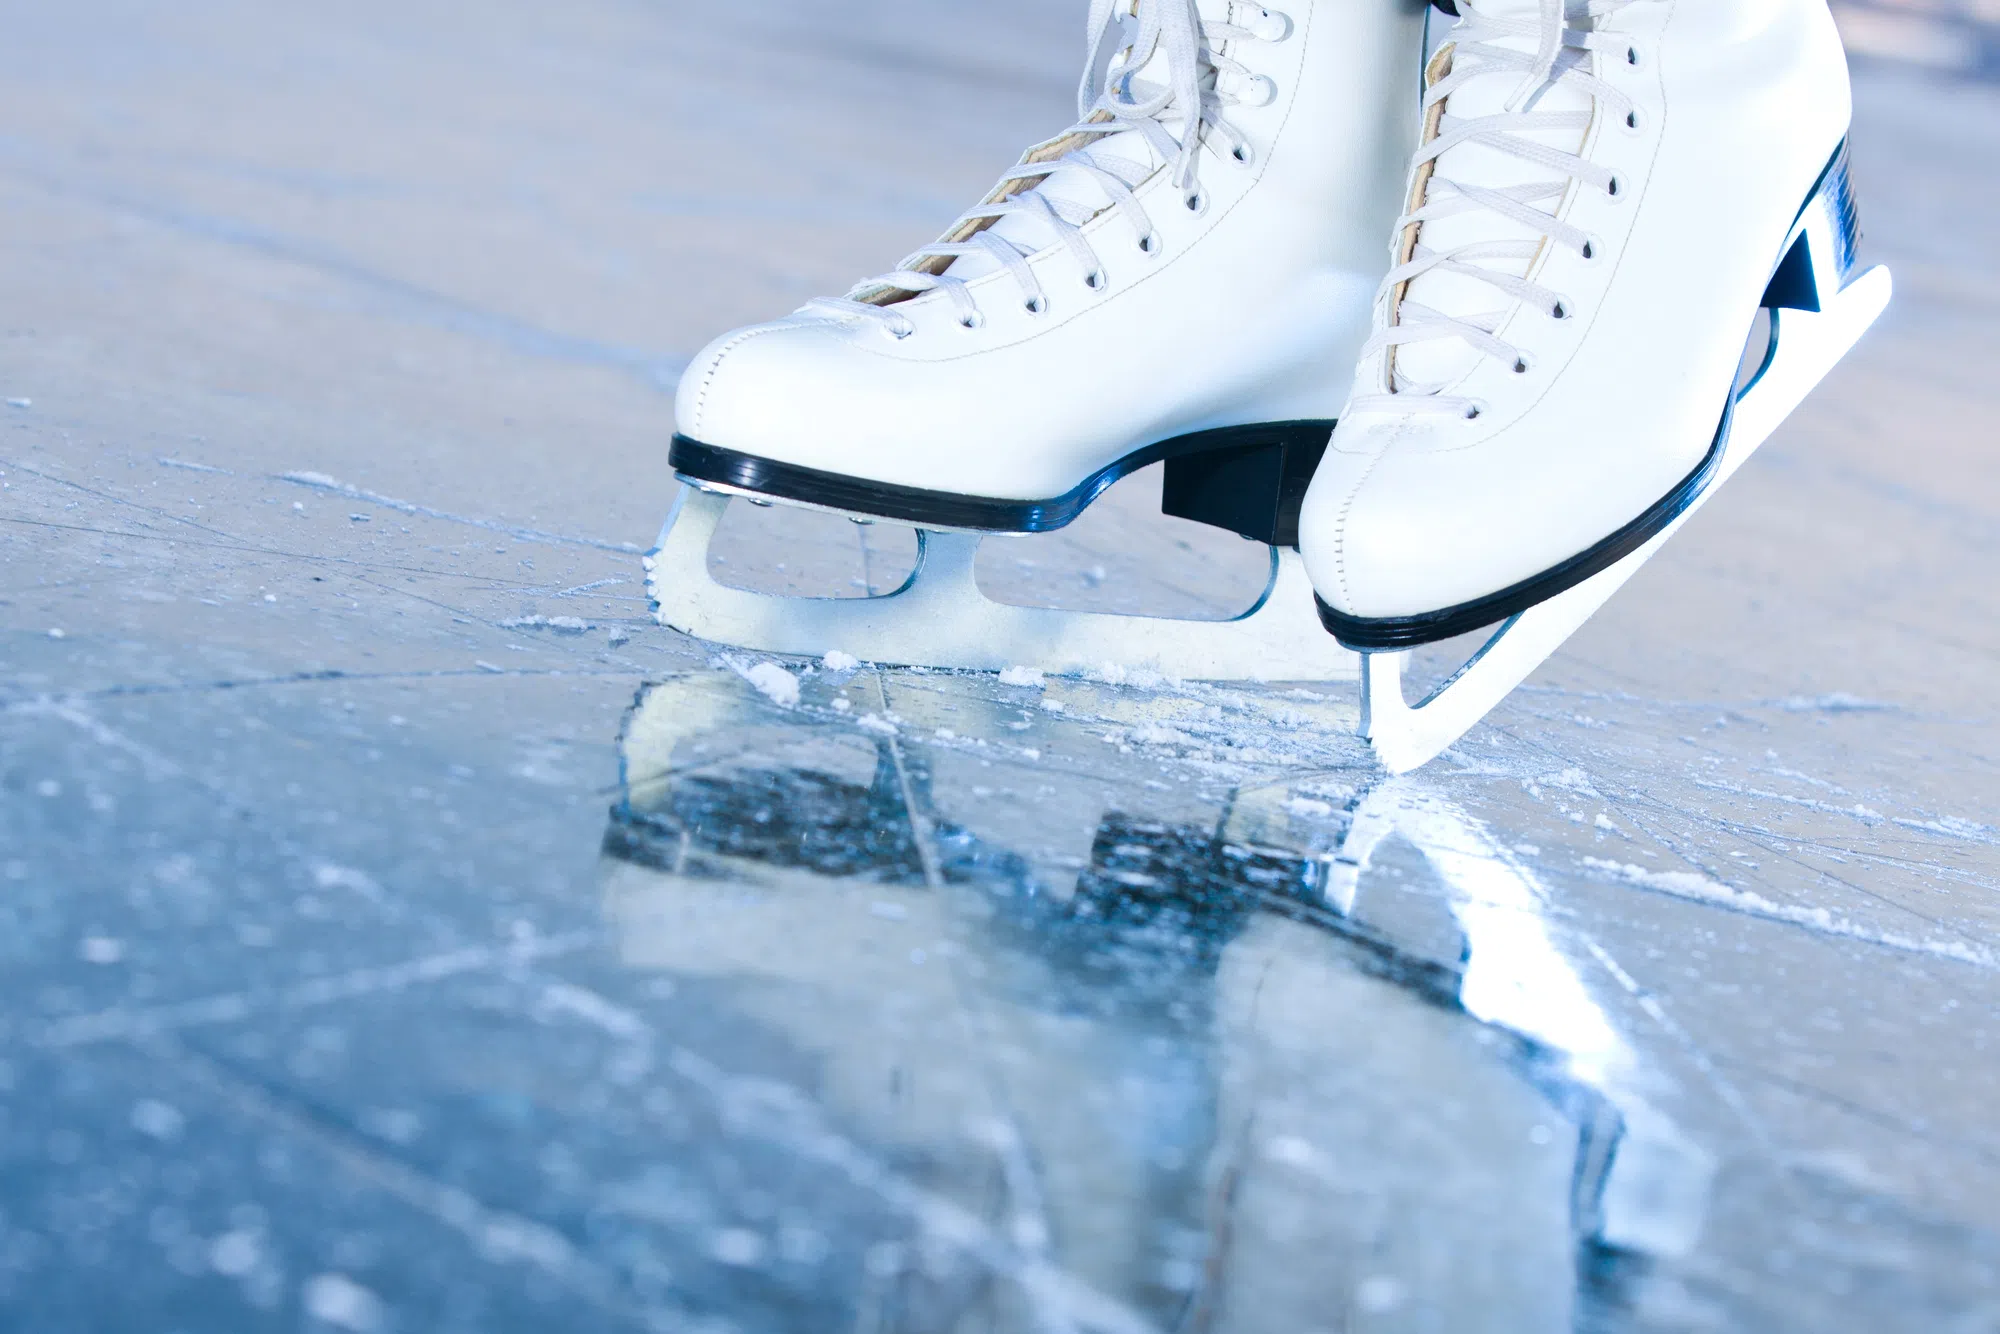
[[1833, 0, 1998, 74]]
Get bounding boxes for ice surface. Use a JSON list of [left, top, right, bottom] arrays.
[[302, 1273, 386, 1333], [0, 2, 1997, 1331]]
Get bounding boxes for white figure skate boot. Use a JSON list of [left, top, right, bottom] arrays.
[[1300, 0, 1893, 770], [650, 0, 1425, 682]]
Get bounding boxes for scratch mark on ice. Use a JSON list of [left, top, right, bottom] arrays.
[[147, 1035, 672, 1330], [551, 577, 627, 598], [3, 665, 653, 708], [275, 472, 642, 554], [1582, 858, 1996, 969], [32, 933, 596, 1048]]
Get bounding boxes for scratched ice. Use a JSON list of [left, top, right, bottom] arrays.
[[2, 2, 1998, 1331]]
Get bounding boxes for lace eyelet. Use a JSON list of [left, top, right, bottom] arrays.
[[1580, 235, 1602, 262], [1083, 270, 1107, 292], [1231, 142, 1255, 167], [1550, 300, 1571, 321], [1606, 173, 1625, 200], [1623, 108, 1642, 133], [1024, 295, 1047, 315], [1235, 75, 1277, 109], [1137, 234, 1160, 256], [958, 311, 985, 330], [1249, 9, 1293, 42], [1183, 190, 1208, 217], [1513, 355, 1533, 375], [887, 320, 915, 341], [1626, 45, 1642, 67], [1463, 400, 1490, 420]]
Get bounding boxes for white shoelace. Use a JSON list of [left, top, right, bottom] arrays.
[[1352, 0, 1646, 418], [802, 0, 1285, 338]]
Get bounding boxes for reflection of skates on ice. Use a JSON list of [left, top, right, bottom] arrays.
[[598, 675, 1714, 1327], [650, 0, 1891, 769], [1305, 0, 1892, 769], [649, 0, 1426, 681]]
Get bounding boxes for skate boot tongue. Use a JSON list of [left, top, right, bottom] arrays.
[[1388, 0, 1598, 395], [942, 0, 1222, 283]]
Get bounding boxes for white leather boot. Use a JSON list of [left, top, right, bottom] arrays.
[[672, 0, 1426, 535], [1302, 0, 1857, 647]]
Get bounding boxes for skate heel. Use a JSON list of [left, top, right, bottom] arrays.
[[1158, 421, 1332, 547], [1760, 141, 1862, 316]]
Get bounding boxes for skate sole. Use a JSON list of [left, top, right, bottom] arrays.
[[1316, 415, 1730, 650], [1316, 140, 1860, 653], [669, 420, 1336, 536]]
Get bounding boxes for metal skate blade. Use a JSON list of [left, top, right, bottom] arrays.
[[679, 477, 1020, 537], [1361, 262, 1893, 774], [647, 485, 1358, 682]]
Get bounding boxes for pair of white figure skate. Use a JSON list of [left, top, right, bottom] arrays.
[[648, 0, 1892, 772]]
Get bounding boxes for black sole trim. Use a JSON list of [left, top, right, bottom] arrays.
[[1316, 401, 1732, 651], [1319, 137, 1856, 654], [670, 421, 1336, 535]]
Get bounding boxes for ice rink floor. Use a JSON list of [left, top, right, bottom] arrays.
[[3, 2, 1998, 1330]]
